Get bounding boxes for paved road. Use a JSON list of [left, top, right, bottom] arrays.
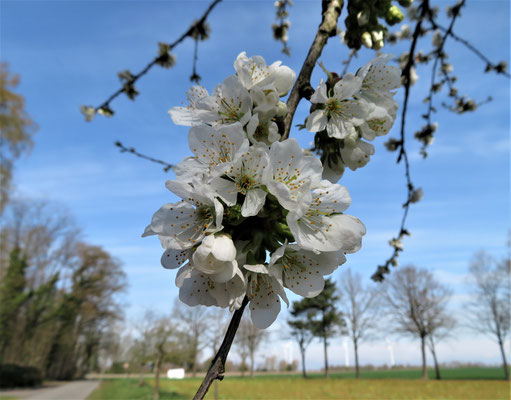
[[0, 380, 100, 400]]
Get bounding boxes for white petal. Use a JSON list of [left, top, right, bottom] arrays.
[[283, 246, 339, 297], [241, 188, 267, 217], [211, 177, 237, 206], [306, 110, 327, 132], [178, 267, 218, 307], [174, 157, 208, 181], [211, 235, 237, 261], [142, 224, 156, 237], [273, 65, 296, 96], [310, 80, 328, 104], [161, 248, 191, 269], [210, 260, 237, 283], [244, 264, 268, 274], [249, 285, 281, 329], [334, 73, 362, 100], [330, 214, 366, 253]]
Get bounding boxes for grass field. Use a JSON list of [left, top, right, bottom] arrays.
[[88, 368, 511, 400]]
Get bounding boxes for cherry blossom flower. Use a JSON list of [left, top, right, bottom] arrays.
[[356, 54, 400, 109], [340, 138, 375, 171], [266, 138, 322, 212], [143, 179, 223, 250], [198, 75, 253, 127], [269, 242, 344, 297], [234, 52, 295, 96], [244, 263, 289, 329], [286, 180, 365, 253], [176, 263, 246, 309], [192, 234, 240, 283], [212, 145, 271, 217], [168, 85, 209, 126], [144, 51, 396, 330], [306, 75, 368, 139], [185, 122, 249, 177]]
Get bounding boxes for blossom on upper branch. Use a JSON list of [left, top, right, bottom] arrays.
[[144, 51, 396, 329], [306, 74, 368, 139]]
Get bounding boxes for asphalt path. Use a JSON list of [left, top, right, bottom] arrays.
[[0, 380, 100, 400]]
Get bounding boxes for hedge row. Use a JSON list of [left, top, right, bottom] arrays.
[[0, 364, 43, 388]]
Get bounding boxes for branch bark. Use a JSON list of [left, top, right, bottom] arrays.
[[282, 0, 344, 140], [193, 296, 248, 400]]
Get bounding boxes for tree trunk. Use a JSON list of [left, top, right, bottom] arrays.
[[154, 354, 162, 400], [300, 344, 307, 379], [214, 380, 219, 400], [323, 337, 329, 379], [192, 346, 198, 377], [354, 338, 360, 379], [138, 363, 145, 387], [249, 352, 255, 378], [420, 335, 427, 380], [497, 335, 510, 380], [428, 337, 441, 380]]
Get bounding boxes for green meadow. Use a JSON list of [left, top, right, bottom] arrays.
[[88, 367, 510, 400]]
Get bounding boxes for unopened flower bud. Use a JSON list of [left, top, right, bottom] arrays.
[[432, 30, 443, 48], [386, 5, 405, 25], [371, 30, 384, 42], [410, 187, 423, 203], [373, 39, 384, 50], [357, 10, 370, 26], [343, 129, 358, 148], [400, 24, 412, 38], [361, 32, 373, 49], [276, 101, 288, 117], [398, 0, 414, 7], [389, 238, 403, 251], [441, 63, 453, 73], [384, 138, 401, 151], [80, 105, 95, 122]]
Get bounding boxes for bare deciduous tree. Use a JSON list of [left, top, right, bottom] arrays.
[[338, 268, 379, 378], [288, 303, 314, 378], [236, 318, 267, 377], [143, 312, 177, 400], [381, 265, 453, 379], [466, 251, 510, 380], [173, 301, 210, 377]]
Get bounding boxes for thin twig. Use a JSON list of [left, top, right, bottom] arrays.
[[372, 0, 429, 282], [94, 0, 222, 114], [114, 141, 174, 172], [193, 297, 249, 400], [341, 48, 357, 75], [435, 24, 510, 78], [282, 0, 344, 140], [424, 1, 464, 135]]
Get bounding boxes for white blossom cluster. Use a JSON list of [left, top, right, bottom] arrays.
[[144, 52, 399, 329], [306, 54, 401, 182]]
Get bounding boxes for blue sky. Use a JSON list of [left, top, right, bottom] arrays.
[[2, 0, 509, 369]]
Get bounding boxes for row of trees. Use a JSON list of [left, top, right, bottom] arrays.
[[97, 302, 268, 399], [0, 199, 127, 380], [288, 255, 510, 380]]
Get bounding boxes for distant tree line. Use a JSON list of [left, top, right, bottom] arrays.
[[288, 257, 510, 381], [0, 199, 127, 380]]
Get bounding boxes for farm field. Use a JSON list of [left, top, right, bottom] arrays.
[[88, 368, 510, 400]]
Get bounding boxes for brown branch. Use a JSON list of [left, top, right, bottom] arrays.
[[93, 0, 222, 115], [372, 0, 430, 282], [193, 296, 249, 400], [114, 141, 174, 172], [282, 0, 344, 140], [434, 24, 510, 79]]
